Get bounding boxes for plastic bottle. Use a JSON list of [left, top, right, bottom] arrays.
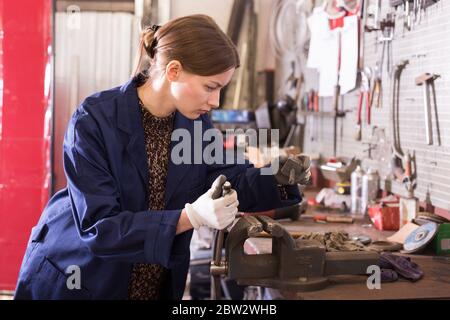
[[351, 166, 365, 215], [361, 168, 380, 214]]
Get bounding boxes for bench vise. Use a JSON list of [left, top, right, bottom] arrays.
[[211, 215, 379, 293]]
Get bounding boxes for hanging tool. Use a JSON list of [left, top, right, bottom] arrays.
[[365, 0, 381, 31], [390, 1, 441, 31], [414, 0, 423, 25], [332, 22, 343, 156], [390, 0, 412, 32], [302, 91, 316, 142], [307, 89, 316, 111], [390, 0, 405, 6], [363, 67, 373, 124], [389, 60, 409, 182], [402, 151, 417, 197], [370, 65, 382, 109], [354, 69, 371, 141], [415, 73, 441, 145], [302, 92, 308, 111], [404, 0, 412, 32], [304, 89, 318, 112], [391, 60, 409, 160], [313, 90, 319, 112], [378, 14, 395, 78], [328, 2, 344, 157], [333, 84, 340, 156], [358, 0, 368, 77], [413, 0, 440, 25]]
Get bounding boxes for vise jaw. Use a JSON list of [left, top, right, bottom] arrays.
[[225, 215, 379, 292]]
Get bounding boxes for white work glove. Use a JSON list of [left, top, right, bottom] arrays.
[[185, 177, 239, 230]]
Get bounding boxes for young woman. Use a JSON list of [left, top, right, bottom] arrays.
[[14, 14, 307, 300]]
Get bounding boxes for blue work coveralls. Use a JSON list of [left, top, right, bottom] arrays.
[[14, 77, 300, 299]]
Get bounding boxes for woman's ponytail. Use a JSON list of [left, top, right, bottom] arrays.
[[132, 25, 160, 77]]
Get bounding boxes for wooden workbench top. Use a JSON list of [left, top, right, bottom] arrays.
[[243, 215, 450, 300]]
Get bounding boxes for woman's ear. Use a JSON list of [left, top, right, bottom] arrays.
[[165, 60, 182, 82]]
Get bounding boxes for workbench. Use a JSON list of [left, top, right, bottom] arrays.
[[243, 210, 450, 300]]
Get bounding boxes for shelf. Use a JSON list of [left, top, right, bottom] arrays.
[[298, 110, 347, 118]]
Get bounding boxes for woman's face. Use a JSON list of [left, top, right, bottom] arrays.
[[169, 67, 235, 120]]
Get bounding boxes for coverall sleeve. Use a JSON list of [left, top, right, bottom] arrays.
[[202, 116, 301, 212], [63, 106, 182, 268]]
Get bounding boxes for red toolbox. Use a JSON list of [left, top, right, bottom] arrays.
[[368, 197, 400, 231]]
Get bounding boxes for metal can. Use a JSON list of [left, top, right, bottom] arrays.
[[351, 166, 365, 215], [361, 168, 380, 214]]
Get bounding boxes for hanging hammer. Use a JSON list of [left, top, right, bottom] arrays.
[[415, 73, 440, 145]]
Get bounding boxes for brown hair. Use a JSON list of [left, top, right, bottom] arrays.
[[133, 14, 240, 77]]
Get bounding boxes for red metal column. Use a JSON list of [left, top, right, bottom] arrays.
[[0, 0, 53, 290]]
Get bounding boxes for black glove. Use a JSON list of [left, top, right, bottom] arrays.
[[271, 154, 311, 186]]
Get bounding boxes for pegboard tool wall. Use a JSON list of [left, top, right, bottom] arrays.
[[294, 1, 450, 211]]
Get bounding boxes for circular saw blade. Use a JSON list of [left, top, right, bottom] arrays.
[[403, 222, 438, 253]]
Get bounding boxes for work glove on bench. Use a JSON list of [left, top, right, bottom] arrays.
[[380, 269, 399, 283], [185, 176, 239, 230], [378, 253, 424, 282], [271, 154, 311, 186]]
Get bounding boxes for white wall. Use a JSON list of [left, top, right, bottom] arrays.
[[53, 12, 140, 191], [169, 0, 234, 31]]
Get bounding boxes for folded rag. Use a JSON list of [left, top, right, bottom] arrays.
[[295, 231, 369, 252]]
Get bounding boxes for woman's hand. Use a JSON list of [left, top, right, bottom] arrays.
[[184, 177, 239, 230], [271, 154, 311, 186]]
